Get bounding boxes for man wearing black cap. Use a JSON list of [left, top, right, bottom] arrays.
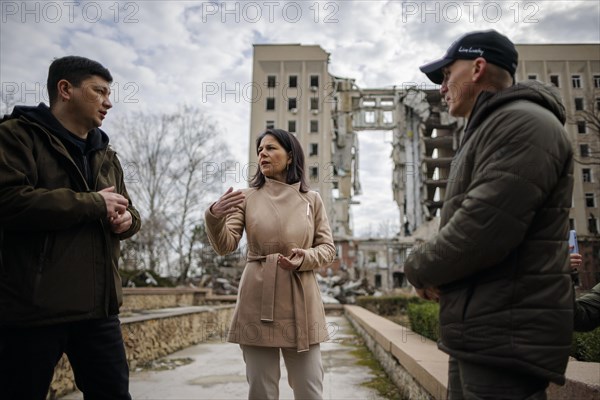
[[405, 30, 574, 399]]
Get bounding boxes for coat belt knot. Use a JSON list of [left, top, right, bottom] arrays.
[[247, 252, 310, 352]]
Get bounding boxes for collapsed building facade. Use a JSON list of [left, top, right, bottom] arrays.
[[250, 44, 600, 292], [326, 77, 462, 290]]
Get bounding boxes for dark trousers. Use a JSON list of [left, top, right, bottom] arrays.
[[0, 315, 131, 400], [448, 357, 549, 400]]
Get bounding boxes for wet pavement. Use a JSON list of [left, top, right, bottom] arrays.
[[61, 314, 386, 400]]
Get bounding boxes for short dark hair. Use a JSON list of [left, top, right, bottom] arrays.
[[250, 129, 310, 193], [47, 56, 113, 107]]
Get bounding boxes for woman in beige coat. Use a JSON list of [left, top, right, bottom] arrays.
[[205, 128, 335, 400]]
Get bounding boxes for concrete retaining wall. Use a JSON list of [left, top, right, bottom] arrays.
[[120, 287, 212, 312], [344, 305, 600, 400], [48, 305, 235, 399]]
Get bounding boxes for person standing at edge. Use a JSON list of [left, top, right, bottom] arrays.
[[575, 282, 600, 331], [205, 128, 335, 400], [0, 56, 141, 399], [571, 253, 600, 331], [404, 30, 574, 399]]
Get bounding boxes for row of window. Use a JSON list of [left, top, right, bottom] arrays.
[[267, 75, 320, 89], [266, 119, 319, 134], [271, 73, 598, 91], [575, 166, 598, 215], [263, 120, 320, 156], [266, 97, 320, 112], [527, 74, 600, 89], [569, 216, 599, 235], [574, 97, 600, 112], [580, 169, 598, 211]]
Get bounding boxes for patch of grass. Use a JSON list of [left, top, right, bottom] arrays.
[[350, 346, 405, 400], [343, 323, 404, 400]]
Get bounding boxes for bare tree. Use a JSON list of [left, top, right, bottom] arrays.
[[113, 105, 231, 281], [168, 105, 229, 283], [113, 112, 177, 274]]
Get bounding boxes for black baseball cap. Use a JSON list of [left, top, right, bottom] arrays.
[[420, 30, 518, 84]]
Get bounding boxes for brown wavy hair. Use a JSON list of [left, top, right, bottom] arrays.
[[250, 129, 309, 193]]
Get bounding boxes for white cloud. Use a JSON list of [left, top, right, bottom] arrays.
[[1, 0, 598, 236]]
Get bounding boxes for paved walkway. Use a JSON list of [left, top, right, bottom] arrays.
[[62, 314, 386, 400]]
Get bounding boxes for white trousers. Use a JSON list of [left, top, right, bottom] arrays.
[[240, 344, 324, 400]]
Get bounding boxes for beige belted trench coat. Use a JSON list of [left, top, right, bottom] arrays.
[[204, 178, 335, 352]]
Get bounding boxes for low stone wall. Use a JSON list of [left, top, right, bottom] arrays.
[[344, 305, 600, 400], [120, 287, 212, 312], [47, 305, 235, 399]]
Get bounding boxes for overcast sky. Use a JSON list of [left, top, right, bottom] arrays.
[[1, 0, 599, 237]]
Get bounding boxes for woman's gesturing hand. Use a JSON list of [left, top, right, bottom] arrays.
[[278, 248, 307, 271], [210, 187, 245, 218]]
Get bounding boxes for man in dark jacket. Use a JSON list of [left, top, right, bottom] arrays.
[[570, 251, 600, 331], [575, 283, 600, 331], [405, 30, 573, 399], [0, 56, 141, 399]]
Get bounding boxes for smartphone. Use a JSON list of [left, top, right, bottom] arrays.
[[568, 230, 579, 254], [568, 230, 581, 287]]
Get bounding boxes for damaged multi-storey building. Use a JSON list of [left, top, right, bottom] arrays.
[[249, 44, 600, 292]]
